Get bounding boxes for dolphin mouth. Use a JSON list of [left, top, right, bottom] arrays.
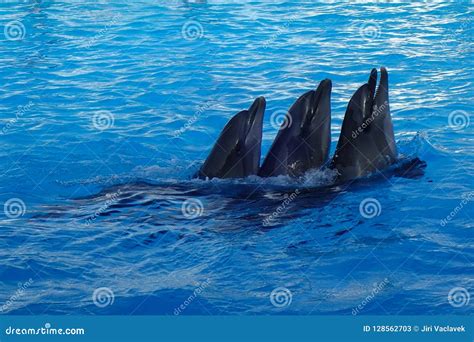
[[316, 78, 331, 102], [367, 67, 388, 118], [318, 78, 332, 93], [316, 79, 332, 104], [307, 78, 332, 123], [243, 96, 265, 142]]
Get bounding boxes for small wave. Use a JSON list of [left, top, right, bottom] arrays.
[[397, 131, 449, 159]]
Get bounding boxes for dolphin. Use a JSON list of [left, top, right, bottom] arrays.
[[258, 79, 332, 177], [195, 96, 266, 179], [196, 67, 400, 182], [330, 67, 397, 181]]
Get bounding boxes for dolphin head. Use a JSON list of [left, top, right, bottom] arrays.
[[331, 67, 397, 181], [196, 97, 266, 179], [259, 79, 332, 177]]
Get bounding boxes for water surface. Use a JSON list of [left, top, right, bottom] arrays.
[[0, 1, 472, 315]]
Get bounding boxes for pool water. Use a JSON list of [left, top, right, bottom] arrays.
[[0, 1, 472, 315]]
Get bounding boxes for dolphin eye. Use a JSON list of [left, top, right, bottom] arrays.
[[235, 141, 243, 154]]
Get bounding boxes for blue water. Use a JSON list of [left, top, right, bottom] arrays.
[[0, 1, 472, 315]]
